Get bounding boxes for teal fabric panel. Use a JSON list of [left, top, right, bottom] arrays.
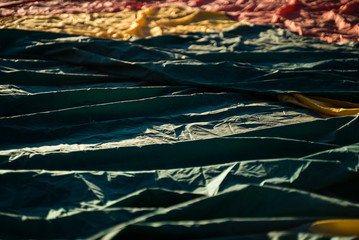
[[0, 25, 358, 96], [0, 25, 359, 239]]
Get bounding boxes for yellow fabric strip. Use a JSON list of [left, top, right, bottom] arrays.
[[310, 219, 359, 237], [278, 93, 359, 118], [0, 6, 246, 40]]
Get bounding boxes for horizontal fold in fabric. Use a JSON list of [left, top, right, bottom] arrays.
[[1, 10, 359, 239]]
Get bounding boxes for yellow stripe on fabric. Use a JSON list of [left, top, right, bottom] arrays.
[[310, 219, 359, 237], [0, 6, 246, 40], [278, 93, 359, 118]]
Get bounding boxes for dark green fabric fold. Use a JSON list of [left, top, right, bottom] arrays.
[[0, 25, 358, 96], [0, 25, 359, 239]]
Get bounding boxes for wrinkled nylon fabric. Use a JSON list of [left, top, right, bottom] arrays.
[[1, 8, 358, 117], [0, 25, 358, 95], [0, 6, 244, 40], [278, 93, 359, 118], [0, 0, 358, 43], [1, 25, 359, 239]]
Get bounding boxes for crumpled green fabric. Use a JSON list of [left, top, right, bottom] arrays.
[[1, 25, 358, 96], [0, 25, 359, 239]]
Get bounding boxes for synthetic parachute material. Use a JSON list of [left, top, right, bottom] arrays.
[[1, 24, 359, 239], [0, 6, 244, 40], [310, 219, 359, 237], [278, 93, 359, 118], [0, 25, 358, 95], [1, 0, 358, 43]]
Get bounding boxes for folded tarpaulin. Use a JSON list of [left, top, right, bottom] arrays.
[[1, 24, 359, 239], [1, 0, 358, 43]]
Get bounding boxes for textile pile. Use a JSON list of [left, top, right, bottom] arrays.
[[0, 0, 359, 239]]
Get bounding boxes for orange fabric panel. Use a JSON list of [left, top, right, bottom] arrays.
[[310, 219, 359, 237]]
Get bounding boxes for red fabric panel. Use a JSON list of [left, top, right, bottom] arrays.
[[1, 0, 358, 43], [271, 0, 359, 42]]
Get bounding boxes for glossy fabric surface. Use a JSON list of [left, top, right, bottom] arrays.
[[0, 6, 244, 40], [1, 24, 359, 239], [1, 0, 358, 43]]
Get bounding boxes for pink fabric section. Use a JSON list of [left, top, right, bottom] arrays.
[[1, 0, 358, 43], [270, 0, 359, 42]]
